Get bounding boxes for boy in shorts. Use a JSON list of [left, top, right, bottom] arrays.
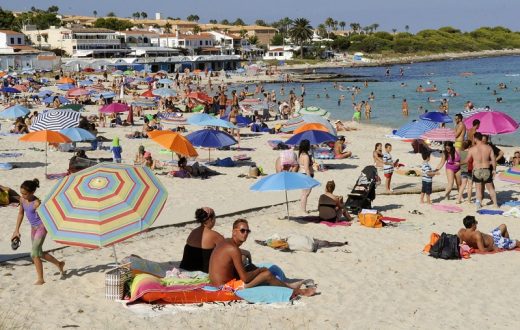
[[383, 143, 398, 192], [420, 152, 438, 204]]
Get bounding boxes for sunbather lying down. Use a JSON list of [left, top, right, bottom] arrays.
[[167, 157, 220, 179], [255, 234, 348, 252], [458, 216, 520, 252]]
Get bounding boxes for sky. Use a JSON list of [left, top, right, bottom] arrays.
[[4, 0, 520, 32]]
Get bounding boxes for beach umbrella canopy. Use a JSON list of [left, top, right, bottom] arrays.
[[0, 105, 30, 119], [285, 130, 337, 146], [58, 83, 75, 91], [19, 130, 71, 175], [0, 87, 21, 93], [99, 103, 130, 113], [186, 128, 237, 160], [158, 78, 174, 85], [419, 111, 453, 123], [250, 172, 320, 219], [187, 92, 212, 103], [420, 127, 456, 142], [37, 163, 168, 251], [296, 106, 330, 118], [37, 90, 53, 98], [67, 87, 90, 97], [30, 109, 81, 131], [281, 114, 336, 135], [59, 104, 84, 111], [43, 95, 70, 105], [187, 113, 215, 125], [196, 117, 237, 129], [60, 127, 96, 142], [460, 107, 492, 118], [140, 89, 155, 98], [152, 88, 176, 97], [463, 111, 519, 135], [148, 131, 198, 157], [393, 120, 438, 139], [293, 123, 330, 135], [57, 77, 75, 84], [497, 166, 520, 184], [78, 80, 94, 86]]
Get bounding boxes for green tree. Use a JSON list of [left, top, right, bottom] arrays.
[[47, 6, 59, 13], [106, 12, 116, 17], [324, 17, 334, 38], [270, 33, 284, 46], [220, 19, 230, 25], [0, 7, 17, 30], [289, 17, 313, 58], [316, 24, 327, 38], [93, 10, 97, 18], [209, 19, 218, 24], [392, 28, 397, 34], [372, 23, 379, 32], [187, 14, 200, 22], [140, 12, 147, 19], [350, 22, 360, 34], [233, 18, 245, 26], [405, 25, 410, 32], [14, 7, 61, 31], [193, 25, 201, 34], [164, 22, 172, 33], [339, 21, 346, 30], [132, 12, 140, 20], [255, 19, 267, 26], [94, 17, 134, 31], [248, 35, 258, 45]]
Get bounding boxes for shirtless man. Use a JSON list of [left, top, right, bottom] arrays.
[[218, 92, 227, 117], [458, 215, 520, 252], [467, 119, 480, 145], [401, 99, 409, 116], [454, 113, 466, 151], [208, 219, 316, 297], [334, 136, 352, 159], [463, 132, 498, 208]]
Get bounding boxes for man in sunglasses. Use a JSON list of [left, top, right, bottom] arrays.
[[209, 219, 316, 297], [458, 215, 520, 252]]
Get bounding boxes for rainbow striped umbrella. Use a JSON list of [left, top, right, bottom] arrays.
[[498, 166, 520, 184], [37, 163, 168, 250]]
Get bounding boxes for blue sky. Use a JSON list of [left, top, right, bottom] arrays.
[[4, 0, 520, 32]]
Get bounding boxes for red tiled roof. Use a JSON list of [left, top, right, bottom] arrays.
[[181, 33, 213, 40], [0, 29, 23, 35]]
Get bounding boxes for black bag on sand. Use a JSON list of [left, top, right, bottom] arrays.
[[429, 232, 461, 260]]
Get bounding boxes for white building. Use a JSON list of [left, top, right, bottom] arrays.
[[0, 29, 59, 71], [263, 46, 295, 60]]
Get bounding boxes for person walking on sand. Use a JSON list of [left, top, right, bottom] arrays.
[[383, 143, 397, 192], [298, 139, 314, 214], [111, 137, 122, 163], [11, 179, 65, 285], [454, 113, 466, 151]]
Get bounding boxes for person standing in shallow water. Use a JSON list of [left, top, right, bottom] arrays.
[[11, 179, 65, 285]]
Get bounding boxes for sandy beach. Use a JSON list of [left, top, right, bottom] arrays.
[[1, 77, 520, 329]]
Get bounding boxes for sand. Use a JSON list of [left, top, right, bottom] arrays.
[[1, 79, 520, 329]]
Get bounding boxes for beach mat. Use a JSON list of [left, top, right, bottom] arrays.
[[472, 247, 520, 255], [431, 204, 463, 213]]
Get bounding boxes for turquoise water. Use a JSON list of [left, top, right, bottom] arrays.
[[262, 56, 520, 146]]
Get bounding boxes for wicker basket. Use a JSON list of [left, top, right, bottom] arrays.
[[105, 264, 132, 300]]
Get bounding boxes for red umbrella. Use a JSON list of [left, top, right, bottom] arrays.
[[140, 89, 155, 98], [99, 103, 130, 113], [188, 92, 213, 104], [67, 87, 90, 97], [82, 67, 95, 72]]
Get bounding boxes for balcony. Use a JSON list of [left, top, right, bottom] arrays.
[[74, 39, 121, 45]]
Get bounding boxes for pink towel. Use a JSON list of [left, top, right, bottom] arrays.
[[380, 216, 406, 223], [320, 221, 352, 227], [431, 204, 463, 213]]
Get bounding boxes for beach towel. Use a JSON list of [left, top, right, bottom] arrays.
[[380, 216, 407, 223], [233, 154, 251, 161], [46, 172, 68, 180], [503, 207, 520, 218], [235, 286, 293, 304], [312, 148, 335, 160], [503, 201, 520, 207], [209, 157, 235, 167], [431, 204, 463, 213], [471, 247, 520, 254], [320, 221, 352, 227], [0, 163, 13, 171], [0, 152, 23, 158], [477, 209, 504, 215], [121, 255, 174, 277], [230, 146, 256, 151]]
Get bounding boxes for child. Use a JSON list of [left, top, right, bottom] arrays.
[[383, 143, 398, 192], [11, 179, 64, 285], [420, 152, 438, 204], [111, 137, 122, 163]]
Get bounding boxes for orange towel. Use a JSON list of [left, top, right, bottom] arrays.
[[224, 279, 245, 291]]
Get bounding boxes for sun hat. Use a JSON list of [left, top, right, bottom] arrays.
[[144, 151, 151, 158]]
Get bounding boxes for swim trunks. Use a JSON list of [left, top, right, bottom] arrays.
[[490, 227, 517, 250], [472, 168, 492, 183], [454, 141, 463, 149], [31, 223, 47, 258], [353, 112, 361, 120]]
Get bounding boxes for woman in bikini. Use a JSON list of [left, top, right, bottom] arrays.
[[373, 143, 384, 169], [435, 141, 462, 200], [298, 139, 314, 214]]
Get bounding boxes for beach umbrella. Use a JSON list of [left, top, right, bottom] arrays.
[[12, 84, 28, 92], [187, 92, 212, 103], [36, 163, 168, 263], [57, 77, 75, 84], [293, 123, 331, 135], [58, 83, 75, 91], [420, 127, 456, 142], [67, 87, 90, 97], [158, 78, 174, 85], [497, 166, 520, 184], [196, 117, 237, 129], [460, 107, 492, 118], [221, 113, 252, 128], [187, 113, 215, 125], [112, 70, 123, 76], [419, 111, 453, 123], [99, 103, 130, 113], [281, 114, 336, 135], [296, 106, 331, 119], [250, 172, 320, 219], [43, 95, 70, 105], [0, 105, 30, 119], [59, 104, 84, 112], [37, 90, 53, 98], [463, 111, 519, 135], [78, 80, 94, 86], [152, 88, 176, 97], [60, 127, 96, 142], [123, 69, 134, 76], [140, 89, 155, 98], [0, 87, 21, 93], [148, 131, 198, 158], [192, 104, 205, 112], [285, 130, 337, 146], [393, 120, 438, 139], [186, 129, 237, 160], [19, 130, 71, 175], [30, 109, 81, 131]]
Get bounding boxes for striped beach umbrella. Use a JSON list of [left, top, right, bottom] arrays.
[[497, 166, 520, 184], [281, 114, 336, 135], [30, 109, 80, 131], [393, 120, 438, 139], [420, 127, 456, 142], [296, 106, 331, 119], [37, 163, 168, 249], [152, 88, 176, 97]]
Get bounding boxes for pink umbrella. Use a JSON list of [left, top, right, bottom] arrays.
[[99, 103, 130, 113], [420, 127, 456, 142], [463, 111, 519, 135], [67, 87, 90, 97]]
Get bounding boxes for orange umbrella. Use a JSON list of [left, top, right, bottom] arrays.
[[149, 131, 198, 158], [57, 77, 75, 84], [12, 84, 28, 92], [20, 130, 71, 175], [140, 89, 155, 98], [187, 92, 213, 104], [294, 123, 330, 135]]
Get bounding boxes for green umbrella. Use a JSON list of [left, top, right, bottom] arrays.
[[59, 104, 84, 112]]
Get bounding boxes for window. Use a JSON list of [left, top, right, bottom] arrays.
[[199, 40, 202, 46], [17, 38, 22, 44], [10, 37, 14, 44]]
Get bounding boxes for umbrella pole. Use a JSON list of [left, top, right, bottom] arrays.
[[45, 143, 48, 176], [112, 245, 119, 265], [285, 190, 290, 220]]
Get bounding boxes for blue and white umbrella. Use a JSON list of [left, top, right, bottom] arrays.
[[152, 88, 176, 97], [393, 120, 438, 139], [285, 130, 337, 146], [0, 105, 30, 119], [30, 109, 81, 131], [158, 78, 174, 85], [58, 83, 75, 91], [187, 113, 215, 125], [37, 90, 53, 98], [250, 172, 320, 219], [78, 80, 94, 86], [43, 95, 70, 105], [60, 127, 96, 142], [197, 117, 236, 129]]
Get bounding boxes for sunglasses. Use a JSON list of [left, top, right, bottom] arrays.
[[239, 228, 251, 234]]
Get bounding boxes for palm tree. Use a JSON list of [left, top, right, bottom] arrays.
[[141, 12, 148, 20], [339, 21, 346, 31], [289, 18, 313, 58], [373, 23, 379, 32], [132, 12, 140, 20], [93, 10, 97, 18], [350, 22, 360, 34], [405, 25, 410, 33], [209, 19, 217, 24], [316, 24, 327, 38], [392, 28, 397, 34], [187, 14, 200, 22], [164, 22, 172, 33], [233, 18, 245, 26], [324, 17, 334, 39]]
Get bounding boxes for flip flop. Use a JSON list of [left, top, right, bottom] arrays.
[[11, 236, 20, 250]]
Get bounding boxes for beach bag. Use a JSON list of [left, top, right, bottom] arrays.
[[105, 264, 132, 300], [429, 233, 460, 260], [359, 213, 383, 228], [0, 188, 9, 206], [423, 232, 440, 253], [287, 234, 316, 252]]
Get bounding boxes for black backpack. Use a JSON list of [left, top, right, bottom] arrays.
[[429, 233, 461, 260]]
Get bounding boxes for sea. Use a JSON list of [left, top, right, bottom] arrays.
[[255, 55, 520, 146]]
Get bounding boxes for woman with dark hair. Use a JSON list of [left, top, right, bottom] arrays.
[[435, 141, 462, 200], [298, 139, 314, 213], [179, 207, 224, 273]]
